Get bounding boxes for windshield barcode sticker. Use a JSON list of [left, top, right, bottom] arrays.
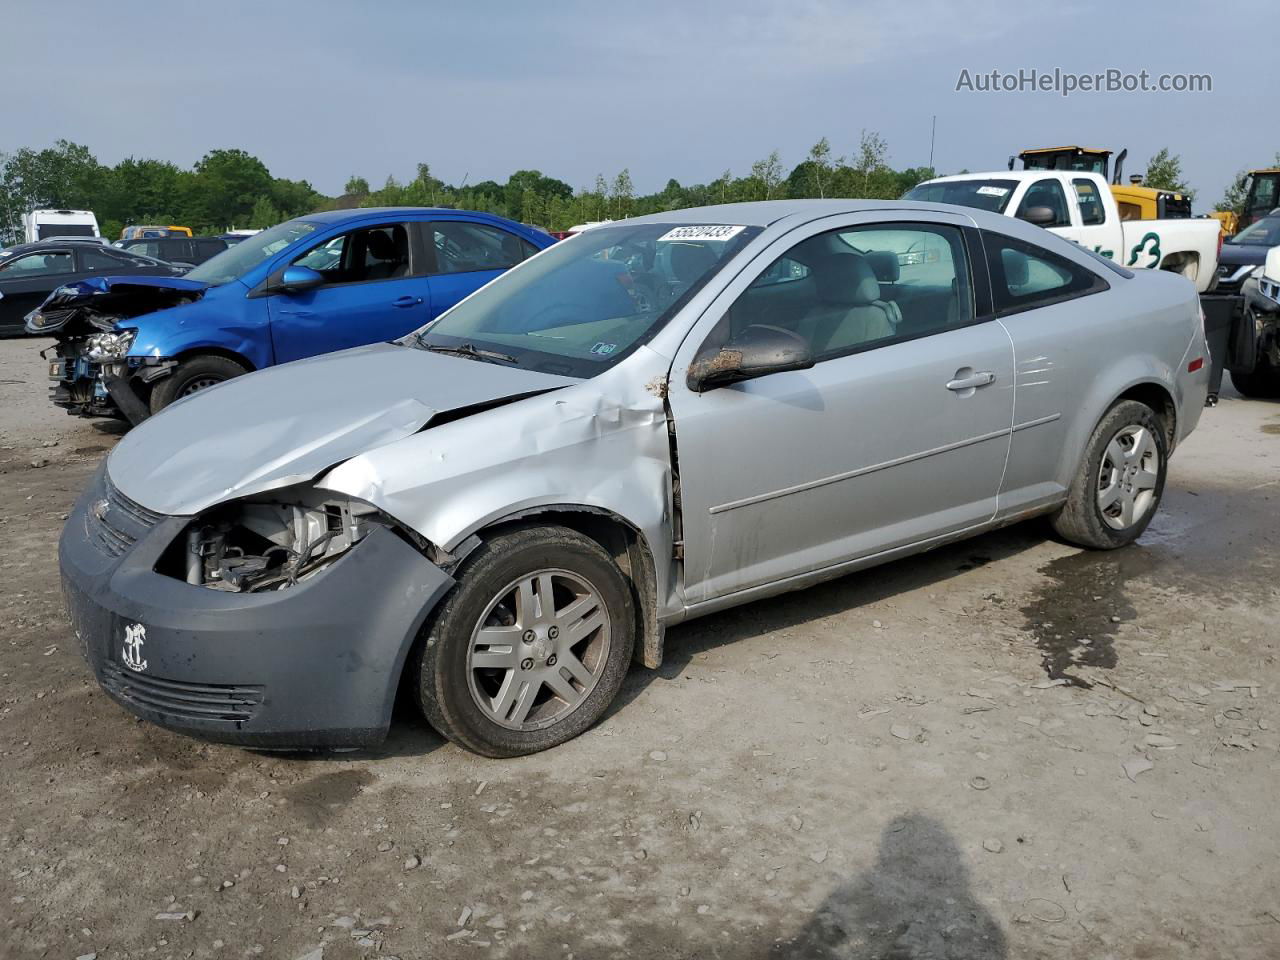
[[976, 185, 1010, 196], [657, 225, 746, 243]]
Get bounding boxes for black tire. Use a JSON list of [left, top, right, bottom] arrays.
[[1229, 353, 1280, 399], [414, 525, 635, 757], [1050, 399, 1168, 550], [149, 355, 248, 414]]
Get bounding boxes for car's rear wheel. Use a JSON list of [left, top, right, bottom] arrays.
[[149, 355, 248, 414], [1051, 399, 1167, 550], [414, 526, 635, 757]]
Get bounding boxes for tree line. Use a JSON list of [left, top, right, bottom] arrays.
[[0, 135, 1248, 245]]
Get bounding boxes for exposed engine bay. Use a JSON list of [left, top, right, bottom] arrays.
[[166, 490, 383, 592]]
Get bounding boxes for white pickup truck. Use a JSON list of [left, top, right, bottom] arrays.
[[905, 171, 1221, 293]]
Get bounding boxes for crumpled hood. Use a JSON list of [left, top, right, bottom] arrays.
[[25, 274, 207, 335], [107, 342, 577, 515]]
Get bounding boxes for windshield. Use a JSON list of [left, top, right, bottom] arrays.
[[184, 219, 317, 286], [903, 179, 1019, 214], [1228, 216, 1280, 246], [411, 222, 760, 377]]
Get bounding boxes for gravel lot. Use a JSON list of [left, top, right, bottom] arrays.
[[2, 336, 1278, 960]]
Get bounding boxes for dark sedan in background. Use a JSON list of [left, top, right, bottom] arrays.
[[0, 242, 183, 336], [116, 235, 228, 268], [1214, 212, 1280, 294]]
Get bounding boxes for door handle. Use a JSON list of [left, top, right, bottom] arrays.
[[393, 295, 423, 307], [946, 370, 996, 391]]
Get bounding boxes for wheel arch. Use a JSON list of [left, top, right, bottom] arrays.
[[170, 345, 257, 372], [470, 504, 665, 669], [1113, 380, 1177, 453]]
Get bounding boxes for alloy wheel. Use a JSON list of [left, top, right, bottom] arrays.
[[466, 569, 612, 731]]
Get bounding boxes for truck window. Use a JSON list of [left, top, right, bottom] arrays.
[[1072, 179, 1106, 226], [1016, 180, 1071, 228]]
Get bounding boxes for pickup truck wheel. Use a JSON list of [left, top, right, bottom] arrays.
[[1229, 354, 1280, 399], [1051, 400, 1167, 550], [148, 355, 248, 414], [414, 526, 635, 757]]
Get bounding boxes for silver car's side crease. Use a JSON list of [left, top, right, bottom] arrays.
[[708, 425, 1013, 515]]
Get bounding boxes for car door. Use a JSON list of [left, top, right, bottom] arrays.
[[1063, 177, 1121, 260], [666, 213, 1014, 605], [267, 221, 432, 363], [422, 219, 539, 317], [0, 248, 77, 332]]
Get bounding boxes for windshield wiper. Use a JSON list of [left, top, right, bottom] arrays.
[[415, 336, 519, 365]]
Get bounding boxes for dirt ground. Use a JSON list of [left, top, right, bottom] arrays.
[[1, 336, 1277, 960]]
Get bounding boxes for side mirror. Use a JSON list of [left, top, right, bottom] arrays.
[[1018, 205, 1057, 227], [686, 324, 814, 393], [276, 264, 325, 294]]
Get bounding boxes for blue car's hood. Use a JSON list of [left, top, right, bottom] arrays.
[[107, 342, 578, 516], [25, 274, 208, 335]]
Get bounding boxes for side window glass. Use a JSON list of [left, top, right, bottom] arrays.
[[0, 252, 73, 276], [289, 224, 412, 284], [432, 222, 530, 274], [1072, 179, 1106, 225], [80, 248, 126, 271], [1017, 179, 1071, 227], [703, 223, 971, 363], [982, 231, 1108, 314], [293, 234, 346, 277]]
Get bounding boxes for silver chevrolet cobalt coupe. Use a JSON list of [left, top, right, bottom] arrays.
[[61, 200, 1208, 756]]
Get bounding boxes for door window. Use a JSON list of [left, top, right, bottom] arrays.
[[1016, 179, 1072, 227], [79, 248, 130, 271], [431, 222, 535, 274], [1072, 179, 1107, 225], [982, 231, 1109, 314], [288, 224, 414, 284], [702, 223, 973, 363], [0, 252, 73, 275]]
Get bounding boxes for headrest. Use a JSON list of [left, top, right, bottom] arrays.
[[813, 252, 880, 306], [366, 229, 398, 260], [1001, 249, 1029, 287], [668, 243, 717, 283], [866, 250, 900, 283]]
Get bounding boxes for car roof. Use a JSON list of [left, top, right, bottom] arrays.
[[298, 206, 515, 225], [614, 198, 1021, 230]]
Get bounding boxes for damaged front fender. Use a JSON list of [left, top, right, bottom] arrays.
[[25, 275, 208, 336], [316, 346, 682, 646]]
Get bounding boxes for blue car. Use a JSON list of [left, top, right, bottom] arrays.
[[27, 208, 554, 423]]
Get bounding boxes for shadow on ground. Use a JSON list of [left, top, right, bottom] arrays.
[[780, 814, 1006, 959]]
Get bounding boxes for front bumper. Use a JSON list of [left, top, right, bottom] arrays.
[[60, 464, 454, 748]]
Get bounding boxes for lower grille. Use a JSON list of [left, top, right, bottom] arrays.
[[101, 662, 264, 723]]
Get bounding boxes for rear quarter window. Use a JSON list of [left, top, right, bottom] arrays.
[[982, 231, 1109, 316]]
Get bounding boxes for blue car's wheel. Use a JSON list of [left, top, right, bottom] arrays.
[[149, 355, 248, 414]]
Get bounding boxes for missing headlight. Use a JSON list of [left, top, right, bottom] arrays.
[[161, 489, 382, 592]]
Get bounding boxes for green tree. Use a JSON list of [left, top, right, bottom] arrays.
[[852, 129, 889, 198], [750, 151, 785, 200], [807, 137, 834, 198], [611, 169, 634, 219], [344, 175, 370, 195], [1143, 148, 1193, 199], [248, 196, 282, 229], [191, 149, 272, 228]]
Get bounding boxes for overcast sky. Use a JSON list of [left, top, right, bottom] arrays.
[[2, 0, 1270, 206]]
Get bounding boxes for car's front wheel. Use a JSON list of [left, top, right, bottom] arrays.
[[149, 354, 248, 414], [1051, 399, 1167, 550], [414, 525, 635, 757]]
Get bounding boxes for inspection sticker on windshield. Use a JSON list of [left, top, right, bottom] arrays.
[[657, 225, 746, 243], [976, 185, 1010, 197], [590, 342, 618, 356]]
